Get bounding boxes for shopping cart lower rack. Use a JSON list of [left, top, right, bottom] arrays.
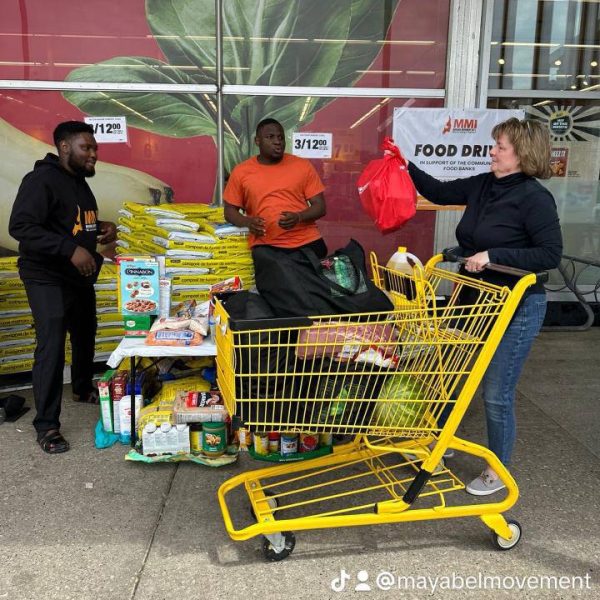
[[214, 251, 545, 560]]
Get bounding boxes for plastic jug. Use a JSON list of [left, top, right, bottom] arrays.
[[386, 246, 422, 274], [385, 247, 422, 298]]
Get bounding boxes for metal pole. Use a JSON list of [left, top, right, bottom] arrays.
[[215, 0, 224, 206], [130, 356, 137, 447]]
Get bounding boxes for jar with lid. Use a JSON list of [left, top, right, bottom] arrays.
[[202, 421, 226, 456]]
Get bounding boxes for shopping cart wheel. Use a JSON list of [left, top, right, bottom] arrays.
[[490, 519, 522, 551], [262, 531, 296, 562]]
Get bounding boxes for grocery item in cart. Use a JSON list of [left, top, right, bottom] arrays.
[[253, 432, 270, 456], [296, 320, 399, 362], [268, 432, 280, 453], [299, 433, 318, 453], [253, 239, 393, 317], [371, 374, 429, 430], [280, 433, 298, 456]]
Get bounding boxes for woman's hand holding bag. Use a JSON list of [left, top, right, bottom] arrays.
[[357, 137, 417, 234]]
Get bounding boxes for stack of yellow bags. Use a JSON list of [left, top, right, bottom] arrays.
[[116, 202, 254, 305], [0, 256, 35, 375], [0, 257, 122, 375], [93, 262, 122, 362]]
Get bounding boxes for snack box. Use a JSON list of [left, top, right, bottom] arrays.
[[118, 256, 160, 316], [110, 371, 128, 434], [173, 390, 227, 423], [123, 314, 154, 337], [209, 276, 242, 299]]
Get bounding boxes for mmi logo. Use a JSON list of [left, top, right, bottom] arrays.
[[442, 117, 478, 134]]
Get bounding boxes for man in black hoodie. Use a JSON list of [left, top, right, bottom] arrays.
[[9, 121, 116, 454]]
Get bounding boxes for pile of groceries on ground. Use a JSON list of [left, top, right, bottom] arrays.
[[101, 201, 340, 465], [91, 201, 254, 463], [96, 359, 239, 464], [97, 353, 337, 464]]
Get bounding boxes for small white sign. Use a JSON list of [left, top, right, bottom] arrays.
[[84, 116, 128, 143], [292, 132, 332, 158]]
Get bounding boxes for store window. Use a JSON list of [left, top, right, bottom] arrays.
[[221, 95, 444, 261], [1, 0, 452, 263], [0, 2, 191, 83], [488, 97, 600, 283], [0, 90, 216, 254], [220, 0, 449, 90], [487, 0, 600, 276], [489, 0, 600, 92]]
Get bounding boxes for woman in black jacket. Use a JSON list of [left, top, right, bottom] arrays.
[[408, 118, 562, 495]]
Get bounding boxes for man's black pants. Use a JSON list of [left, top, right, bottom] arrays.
[[23, 281, 97, 434]]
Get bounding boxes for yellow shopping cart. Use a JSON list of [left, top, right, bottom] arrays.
[[214, 249, 546, 560]]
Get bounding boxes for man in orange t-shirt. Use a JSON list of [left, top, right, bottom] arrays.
[[223, 118, 328, 258]]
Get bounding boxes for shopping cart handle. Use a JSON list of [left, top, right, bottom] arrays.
[[442, 247, 549, 284]]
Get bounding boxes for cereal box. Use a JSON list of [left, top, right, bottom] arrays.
[[118, 256, 161, 316]]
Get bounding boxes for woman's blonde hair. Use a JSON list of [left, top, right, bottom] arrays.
[[491, 118, 552, 179]]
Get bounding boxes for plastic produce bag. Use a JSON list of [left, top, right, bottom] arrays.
[[357, 137, 417, 233]]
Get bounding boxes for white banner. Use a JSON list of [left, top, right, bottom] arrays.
[[392, 109, 524, 180], [84, 116, 128, 143]]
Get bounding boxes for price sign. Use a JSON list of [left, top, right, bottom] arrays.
[[292, 132, 332, 159], [84, 116, 128, 143]]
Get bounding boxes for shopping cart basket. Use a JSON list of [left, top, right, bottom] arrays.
[[214, 250, 546, 560]]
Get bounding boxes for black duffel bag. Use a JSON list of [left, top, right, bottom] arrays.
[[220, 291, 307, 427], [253, 239, 393, 318]]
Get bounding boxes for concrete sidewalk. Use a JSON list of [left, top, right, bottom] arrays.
[[0, 330, 598, 599]]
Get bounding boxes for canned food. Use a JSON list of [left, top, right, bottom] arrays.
[[237, 427, 252, 450], [253, 432, 270, 456], [299, 432, 319, 453], [280, 433, 298, 456], [268, 431, 280, 454], [319, 432, 333, 448], [189, 424, 202, 454], [202, 421, 226, 456]]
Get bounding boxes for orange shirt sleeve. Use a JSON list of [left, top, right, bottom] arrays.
[[223, 165, 245, 209], [303, 161, 325, 200]]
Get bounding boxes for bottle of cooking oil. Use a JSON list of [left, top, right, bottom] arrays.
[[385, 246, 422, 297], [386, 246, 421, 274]]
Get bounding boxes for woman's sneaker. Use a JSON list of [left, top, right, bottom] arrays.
[[466, 471, 506, 496]]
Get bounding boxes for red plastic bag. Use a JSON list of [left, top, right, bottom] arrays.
[[357, 137, 417, 234]]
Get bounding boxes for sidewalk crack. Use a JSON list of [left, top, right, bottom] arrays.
[[130, 464, 179, 599]]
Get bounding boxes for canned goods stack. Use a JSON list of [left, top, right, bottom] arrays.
[[244, 429, 334, 461]]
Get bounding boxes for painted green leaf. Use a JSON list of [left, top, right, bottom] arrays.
[[64, 0, 401, 171], [64, 57, 217, 138], [145, 0, 398, 140]]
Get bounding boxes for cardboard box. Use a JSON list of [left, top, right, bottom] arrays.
[[118, 256, 161, 316], [123, 314, 154, 337], [173, 391, 227, 423], [110, 371, 128, 434]]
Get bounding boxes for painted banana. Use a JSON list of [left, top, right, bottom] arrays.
[[0, 118, 172, 252]]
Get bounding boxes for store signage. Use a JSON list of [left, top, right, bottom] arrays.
[[522, 105, 600, 180], [392, 109, 523, 179], [84, 116, 128, 143], [292, 132, 332, 159]]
